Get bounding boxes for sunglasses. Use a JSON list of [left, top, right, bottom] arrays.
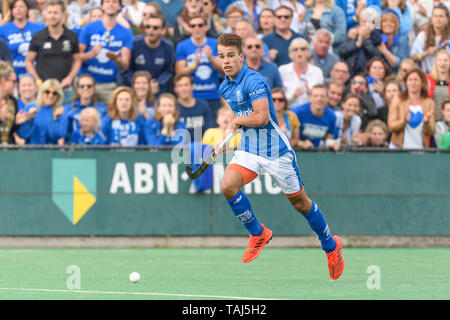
[[273, 97, 285, 102], [351, 80, 366, 86], [292, 47, 308, 51], [246, 44, 261, 49], [79, 84, 93, 89], [145, 25, 161, 30], [44, 90, 59, 96], [190, 23, 204, 28], [276, 15, 291, 20]]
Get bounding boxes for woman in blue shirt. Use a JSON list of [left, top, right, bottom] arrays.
[[0, 0, 44, 77], [144, 93, 187, 146], [100, 86, 145, 146], [16, 78, 68, 145], [64, 74, 106, 139]]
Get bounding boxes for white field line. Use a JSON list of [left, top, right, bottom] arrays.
[[0, 287, 280, 300]]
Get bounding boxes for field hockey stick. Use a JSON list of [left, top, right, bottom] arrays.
[[186, 130, 240, 180]]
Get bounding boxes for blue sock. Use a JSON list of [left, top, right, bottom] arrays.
[[226, 191, 263, 236], [304, 201, 336, 253]]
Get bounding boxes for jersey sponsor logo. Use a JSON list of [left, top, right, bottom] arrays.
[[249, 88, 265, 98], [302, 123, 329, 140], [135, 54, 146, 65], [7, 31, 32, 45], [195, 65, 213, 81], [87, 65, 114, 76], [62, 40, 71, 52], [235, 108, 253, 117], [155, 57, 164, 65]]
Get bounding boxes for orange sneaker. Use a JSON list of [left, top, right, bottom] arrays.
[[241, 224, 273, 263], [326, 236, 344, 280]]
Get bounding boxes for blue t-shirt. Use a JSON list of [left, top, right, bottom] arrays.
[[292, 102, 337, 147], [0, 21, 45, 76], [100, 114, 145, 146], [144, 118, 187, 146], [79, 20, 133, 83], [177, 99, 213, 142], [18, 99, 37, 112], [220, 65, 291, 159], [175, 37, 220, 101], [70, 130, 107, 145]]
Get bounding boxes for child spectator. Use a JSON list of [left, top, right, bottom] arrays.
[[202, 104, 241, 149], [70, 107, 107, 145], [17, 73, 37, 111], [15, 78, 67, 145], [363, 119, 389, 147], [347, 74, 377, 130], [144, 93, 187, 146], [434, 100, 450, 147], [100, 86, 145, 146], [131, 71, 155, 120], [65, 74, 107, 140], [335, 93, 363, 148]]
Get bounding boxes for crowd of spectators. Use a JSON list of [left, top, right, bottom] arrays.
[[0, 0, 449, 150]]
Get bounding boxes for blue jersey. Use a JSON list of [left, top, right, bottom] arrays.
[[175, 37, 220, 101], [0, 21, 45, 76], [64, 100, 107, 138], [70, 130, 107, 145], [220, 65, 291, 159], [292, 102, 338, 148], [79, 20, 133, 83], [100, 114, 145, 146]]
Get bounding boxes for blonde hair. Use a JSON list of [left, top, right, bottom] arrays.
[[37, 78, 64, 112], [0, 61, 14, 81], [80, 107, 101, 132], [305, 0, 334, 8], [430, 49, 450, 82], [365, 119, 388, 134], [108, 86, 138, 120], [289, 37, 310, 61]]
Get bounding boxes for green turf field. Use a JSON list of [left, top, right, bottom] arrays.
[[0, 247, 448, 300]]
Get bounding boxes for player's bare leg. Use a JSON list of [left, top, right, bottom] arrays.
[[222, 165, 273, 263], [287, 190, 345, 280]]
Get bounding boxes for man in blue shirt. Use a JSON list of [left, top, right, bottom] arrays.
[[243, 36, 283, 89], [292, 84, 339, 150], [79, 0, 133, 105], [125, 14, 174, 94], [174, 73, 213, 142], [213, 33, 344, 279], [262, 6, 306, 67], [175, 14, 223, 121]]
